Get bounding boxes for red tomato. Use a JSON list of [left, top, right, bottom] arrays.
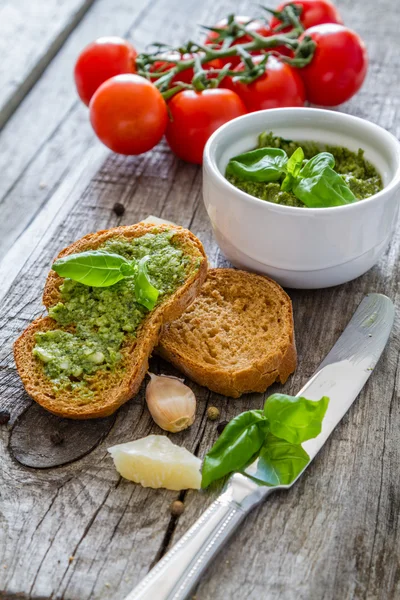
[[150, 51, 222, 87], [226, 55, 305, 111], [270, 0, 343, 31], [205, 16, 273, 67], [165, 89, 246, 164], [74, 37, 137, 106], [298, 24, 368, 106], [89, 74, 168, 155]]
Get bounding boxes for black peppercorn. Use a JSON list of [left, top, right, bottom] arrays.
[[113, 202, 125, 217], [0, 410, 10, 425], [50, 431, 64, 445], [216, 420, 228, 434]]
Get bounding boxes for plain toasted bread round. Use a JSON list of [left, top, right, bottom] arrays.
[[14, 223, 208, 419], [157, 269, 296, 398]]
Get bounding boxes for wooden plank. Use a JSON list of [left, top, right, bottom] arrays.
[[0, 147, 107, 303], [0, 0, 153, 259], [0, 0, 95, 129], [1, 0, 399, 598]]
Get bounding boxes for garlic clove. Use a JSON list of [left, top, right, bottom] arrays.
[[146, 373, 196, 433]]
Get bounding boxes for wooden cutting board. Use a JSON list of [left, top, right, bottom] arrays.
[[0, 0, 399, 598]]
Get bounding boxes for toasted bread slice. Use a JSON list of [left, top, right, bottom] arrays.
[[14, 223, 207, 419], [157, 269, 296, 398]]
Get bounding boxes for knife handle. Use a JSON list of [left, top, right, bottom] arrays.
[[124, 474, 270, 600]]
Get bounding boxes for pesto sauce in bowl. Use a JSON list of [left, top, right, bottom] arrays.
[[32, 231, 195, 395], [226, 132, 383, 208]]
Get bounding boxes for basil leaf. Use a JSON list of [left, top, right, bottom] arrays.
[[201, 410, 267, 488], [135, 256, 160, 310], [294, 166, 357, 207], [244, 433, 310, 486], [264, 394, 329, 444], [287, 147, 304, 178], [52, 250, 161, 310], [52, 251, 135, 287], [226, 148, 288, 183], [300, 152, 335, 178], [281, 147, 304, 191]]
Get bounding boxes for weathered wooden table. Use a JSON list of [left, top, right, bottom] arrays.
[[0, 0, 399, 598]]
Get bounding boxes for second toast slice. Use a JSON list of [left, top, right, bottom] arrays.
[[157, 269, 296, 398]]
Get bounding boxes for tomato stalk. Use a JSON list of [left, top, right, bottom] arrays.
[[231, 50, 271, 85], [140, 36, 313, 85], [136, 10, 315, 101]]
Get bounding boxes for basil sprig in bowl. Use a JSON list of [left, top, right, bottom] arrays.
[[203, 108, 400, 288], [225, 145, 369, 208]]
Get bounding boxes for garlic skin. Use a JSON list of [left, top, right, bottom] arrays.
[[146, 373, 196, 432]]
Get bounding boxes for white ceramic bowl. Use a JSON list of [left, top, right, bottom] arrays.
[[203, 108, 400, 288]]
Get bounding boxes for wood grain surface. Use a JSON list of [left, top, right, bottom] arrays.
[[0, 0, 95, 129], [0, 0, 151, 259], [0, 0, 399, 599]]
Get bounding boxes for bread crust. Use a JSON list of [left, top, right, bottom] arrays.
[[157, 269, 297, 398], [14, 223, 208, 419]]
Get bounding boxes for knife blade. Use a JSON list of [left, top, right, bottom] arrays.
[[124, 293, 394, 600]]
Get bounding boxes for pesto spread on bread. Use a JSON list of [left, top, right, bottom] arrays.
[[226, 132, 383, 208], [33, 231, 194, 394]]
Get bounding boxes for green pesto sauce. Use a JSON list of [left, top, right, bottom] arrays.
[[33, 231, 193, 394], [226, 132, 383, 208]]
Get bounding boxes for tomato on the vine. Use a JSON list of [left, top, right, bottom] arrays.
[[225, 55, 305, 111], [270, 0, 343, 31], [74, 37, 137, 105], [89, 74, 168, 155], [298, 24, 368, 106], [165, 89, 246, 164]]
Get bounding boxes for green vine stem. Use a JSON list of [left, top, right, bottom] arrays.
[[135, 7, 315, 101]]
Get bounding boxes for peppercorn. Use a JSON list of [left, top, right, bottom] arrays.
[[113, 202, 125, 216], [0, 410, 10, 425], [207, 406, 220, 421], [170, 500, 185, 517], [50, 431, 64, 445], [217, 420, 229, 434]]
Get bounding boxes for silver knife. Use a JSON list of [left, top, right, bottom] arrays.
[[125, 293, 394, 600]]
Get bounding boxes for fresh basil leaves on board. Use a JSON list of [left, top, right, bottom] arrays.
[[226, 145, 357, 208], [248, 434, 310, 487], [201, 393, 329, 488], [52, 250, 160, 310]]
